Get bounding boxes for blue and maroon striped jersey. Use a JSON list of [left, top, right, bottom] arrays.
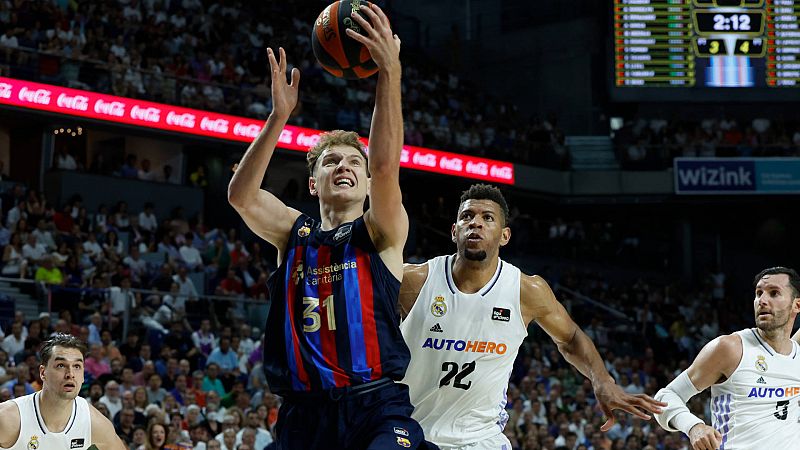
[[263, 214, 410, 393]]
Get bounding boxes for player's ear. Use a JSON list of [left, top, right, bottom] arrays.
[[499, 227, 511, 247], [308, 177, 318, 197], [451, 223, 457, 243]]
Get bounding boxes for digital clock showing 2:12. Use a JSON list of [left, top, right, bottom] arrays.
[[693, 11, 765, 36]]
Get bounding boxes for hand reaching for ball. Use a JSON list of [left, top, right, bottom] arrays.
[[345, 3, 401, 74], [267, 47, 300, 120]]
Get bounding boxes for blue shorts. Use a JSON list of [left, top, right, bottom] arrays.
[[273, 379, 438, 450]]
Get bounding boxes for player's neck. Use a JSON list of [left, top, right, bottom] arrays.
[[756, 327, 793, 355], [318, 202, 362, 231], [38, 389, 75, 433], [451, 255, 500, 294]]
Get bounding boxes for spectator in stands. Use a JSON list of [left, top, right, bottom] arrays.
[[144, 421, 168, 450], [179, 232, 203, 270], [99, 380, 123, 419], [33, 255, 63, 285], [215, 269, 242, 297], [172, 265, 199, 305], [138, 159, 158, 182], [21, 233, 47, 266], [204, 238, 230, 280], [94, 204, 109, 232], [162, 165, 176, 184], [2, 362, 34, 397], [145, 372, 168, 406], [238, 410, 273, 449], [32, 218, 56, 251], [202, 363, 226, 397], [0, 322, 24, 359], [103, 230, 125, 262], [123, 246, 148, 285], [138, 202, 158, 234], [1, 232, 28, 278], [85, 342, 111, 379], [83, 231, 104, 261], [113, 201, 131, 231], [55, 145, 78, 170], [206, 336, 238, 378], [121, 154, 139, 179], [191, 319, 215, 358], [115, 406, 137, 445], [189, 165, 208, 188]]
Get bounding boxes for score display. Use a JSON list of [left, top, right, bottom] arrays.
[[613, 0, 800, 90]]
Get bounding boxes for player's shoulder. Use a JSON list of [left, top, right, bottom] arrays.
[[0, 399, 21, 446], [402, 262, 430, 288], [705, 333, 743, 356], [520, 273, 553, 295], [403, 261, 430, 277]]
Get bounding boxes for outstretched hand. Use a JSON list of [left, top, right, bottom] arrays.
[[594, 380, 667, 431], [345, 3, 401, 72], [267, 47, 300, 119]]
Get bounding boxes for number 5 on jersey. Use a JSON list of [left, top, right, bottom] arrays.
[[302, 295, 336, 332]]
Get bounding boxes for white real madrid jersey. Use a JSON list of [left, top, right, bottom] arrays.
[[400, 255, 528, 447], [5, 392, 92, 450], [709, 328, 800, 449]]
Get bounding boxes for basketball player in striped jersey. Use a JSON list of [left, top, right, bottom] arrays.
[[655, 267, 800, 450], [0, 333, 126, 450], [399, 184, 666, 450], [228, 4, 435, 449]]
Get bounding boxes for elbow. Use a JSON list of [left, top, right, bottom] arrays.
[[227, 184, 246, 210]]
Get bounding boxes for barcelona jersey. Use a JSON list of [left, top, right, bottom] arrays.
[[263, 214, 411, 393]]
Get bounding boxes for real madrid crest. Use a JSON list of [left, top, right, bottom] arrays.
[[28, 435, 39, 450], [431, 295, 447, 317], [756, 354, 768, 372]]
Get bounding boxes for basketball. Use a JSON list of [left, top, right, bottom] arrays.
[[311, 0, 379, 79]]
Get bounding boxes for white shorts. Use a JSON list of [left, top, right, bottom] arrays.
[[437, 433, 513, 450]]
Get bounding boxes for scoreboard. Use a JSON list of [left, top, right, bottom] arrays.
[[613, 0, 800, 92]]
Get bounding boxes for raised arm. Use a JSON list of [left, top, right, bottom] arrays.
[[521, 274, 665, 431], [793, 328, 800, 344], [654, 334, 741, 450], [228, 47, 302, 260], [347, 5, 408, 274]]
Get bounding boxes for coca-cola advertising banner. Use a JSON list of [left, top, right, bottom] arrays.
[[0, 77, 514, 184]]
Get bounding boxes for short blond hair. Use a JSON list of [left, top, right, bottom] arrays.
[[306, 130, 368, 176]]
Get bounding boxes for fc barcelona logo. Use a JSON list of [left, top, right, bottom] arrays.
[[431, 296, 447, 317]]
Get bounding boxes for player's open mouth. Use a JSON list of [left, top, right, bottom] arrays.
[[63, 383, 75, 391], [466, 234, 482, 242], [334, 177, 354, 188]]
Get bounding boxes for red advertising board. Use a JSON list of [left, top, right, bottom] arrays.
[[0, 77, 515, 184]]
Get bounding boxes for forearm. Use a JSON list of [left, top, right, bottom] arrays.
[[228, 113, 288, 205], [793, 328, 800, 344], [557, 327, 614, 386], [368, 65, 402, 175]]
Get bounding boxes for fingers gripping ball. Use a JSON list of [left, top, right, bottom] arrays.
[[312, 0, 378, 79]]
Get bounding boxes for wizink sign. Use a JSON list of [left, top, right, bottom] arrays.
[[674, 158, 800, 195]]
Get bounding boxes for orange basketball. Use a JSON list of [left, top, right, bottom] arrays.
[[311, 0, 379, 79]]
